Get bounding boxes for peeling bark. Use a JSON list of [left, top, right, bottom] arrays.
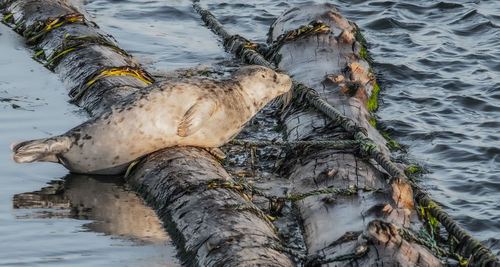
[[270, 4, 441, 266], [1, 0, 293, 265], [3, 0, 472, 265]]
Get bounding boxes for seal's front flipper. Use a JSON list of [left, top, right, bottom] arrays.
[[177, 100, 216, 137], [11, 136, 72, 163]]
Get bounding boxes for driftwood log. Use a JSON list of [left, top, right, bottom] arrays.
[[194, 2, 499, 267], [4, 0, 498, 266], [265, 4, 499, 266], [0, 0, 293, 266], [266, 4, 441, 266], [193, 2, 445, 266]]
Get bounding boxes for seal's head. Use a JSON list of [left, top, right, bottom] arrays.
[[234, 65, 292, 109]]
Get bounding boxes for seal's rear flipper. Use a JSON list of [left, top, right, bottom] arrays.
[[11, 136, 72, 163]]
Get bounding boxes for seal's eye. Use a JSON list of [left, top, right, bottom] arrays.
[[273, 74, 277, 81], [261, 74, 266, 78]]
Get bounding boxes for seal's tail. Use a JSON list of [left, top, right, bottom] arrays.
[[11, 136, 72, 163]]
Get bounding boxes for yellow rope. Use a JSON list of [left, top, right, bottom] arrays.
[[27, 13, 84, 44], [71, 66, 154, 102], [86, 67, 153, 87]]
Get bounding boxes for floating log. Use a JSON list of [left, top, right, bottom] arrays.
[[267, 4, 440, 266], [1, 0, 293, 265], [194, 2, 499, 266], [195, 4, 441, 266], [3, 0, 498, 265], [194, 3, 440, 265], [268, 5, 499, 266]]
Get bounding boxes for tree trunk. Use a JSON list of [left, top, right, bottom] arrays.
[[1, 0, 293, 265], [269, 4, 441, 266]]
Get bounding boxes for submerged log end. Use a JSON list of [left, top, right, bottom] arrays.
[[127, 147, 294, 266], [361, 220, 442, 267]]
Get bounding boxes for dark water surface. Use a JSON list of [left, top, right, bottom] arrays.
[[0, 24, 178, 266], [1, 0, 498, 265]]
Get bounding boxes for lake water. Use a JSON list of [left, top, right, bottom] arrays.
[[0, 0, 498, 265]]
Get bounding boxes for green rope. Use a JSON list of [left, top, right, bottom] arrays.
[[227, 204, 276, 230], [193, 4, 276, 71], [192, 4, 499, 265], [399, 227, 448, 257], [285, 187, 358, 201], [25, 13, 85, 45], [204, 178, 359, 202], [267, 243, 367, 264], [266, 243, 308, 261], [70, 66, 154, 103], [315, 249, 368, 264], [399, 227, 475, 266], [45, 35, 128, 69], [265, 20, 331, 61], [32, 49, 46, 63], [228, 138, 360, 149], [2, 13, 14, 25]]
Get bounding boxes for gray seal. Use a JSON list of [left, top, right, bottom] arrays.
[[11, 65, 292, 174]]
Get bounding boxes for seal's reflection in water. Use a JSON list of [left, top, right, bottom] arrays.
[[13, 174, 168, 245]]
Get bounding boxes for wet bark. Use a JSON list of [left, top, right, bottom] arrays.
[[0, 0, 293, 266], [269, 4, 442, 266]]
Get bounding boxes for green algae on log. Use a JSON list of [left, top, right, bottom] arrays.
[[4, 0, 496, 265], [0, 0, 293, 265], [267, 4, 443, 266]]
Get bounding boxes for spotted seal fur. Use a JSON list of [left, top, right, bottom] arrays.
[[11, 65, 292, 174]]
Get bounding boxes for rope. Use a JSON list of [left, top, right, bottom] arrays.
[[228, 138, 360, 149], [45, 35, 128, 69], [285, 187, 358, 201], [2, 13, 13, 24], [193, 4, 276, 71], [398, 227, 448, 257], [267, 243, 368, 264], [265, 20, 331, 60], [204, 178, 360, 202], [24, 13, 85, 44], [228, 204, 276, 230], [70, 66, 154, 102], [193, 4, 499, 265], [314, 248, 368, 264], [266, 243, 308, 261]]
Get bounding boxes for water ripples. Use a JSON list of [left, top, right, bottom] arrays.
[[87, 0, 500, 255], [2, 0, 498, 263], [342, 0, 500, 252]]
